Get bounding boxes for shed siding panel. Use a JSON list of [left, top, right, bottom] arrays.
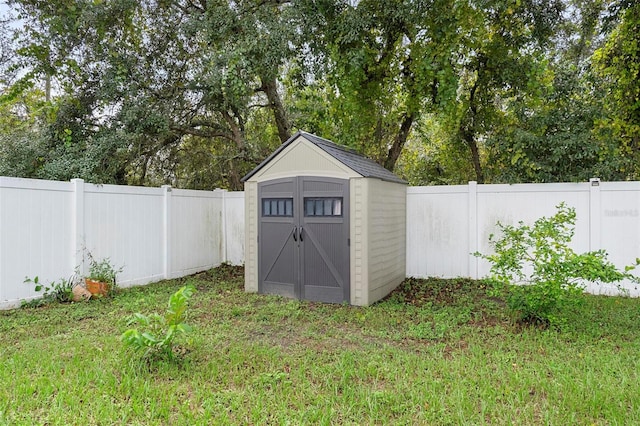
[[366, 179, 406, 304], [252, 139, 359, 182], [244, 182, 258, 292], [350, 178, 368, 306]]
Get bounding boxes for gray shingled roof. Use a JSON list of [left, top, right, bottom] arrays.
[[242, 131, 407, 184]]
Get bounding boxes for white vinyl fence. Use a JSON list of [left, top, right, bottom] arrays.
[[3, 177, 640, 308], [0, 177, 243, 309], [407, 179, 640, 296]]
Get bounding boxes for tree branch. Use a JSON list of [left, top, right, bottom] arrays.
[[169, 125, 232, 140]]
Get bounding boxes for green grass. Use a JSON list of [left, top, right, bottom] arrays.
[[1, 266, 640, 425]]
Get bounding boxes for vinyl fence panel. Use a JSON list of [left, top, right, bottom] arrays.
[[0, 177, 243, 309], [170, 188, 223, 279], [406, 185, 470, 279], [0, 177, 74, 307], [598, 181, 640, 295], [475, 182, 591, 280], [83, 183, 165, 287], [223, 191, 245, 266], [407, 180, 640, 296]]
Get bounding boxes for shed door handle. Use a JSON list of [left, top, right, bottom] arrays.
[[299, 227, 304, 242], [293, 227, 298, 242]]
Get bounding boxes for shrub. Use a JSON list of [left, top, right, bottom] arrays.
[[476, 203, 639, 326], [121, 285, 195, 359]]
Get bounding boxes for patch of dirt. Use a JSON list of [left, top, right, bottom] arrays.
[[197, 263, 244, 282], [383, 277, 509, 330], [384, 277, 493, 307], [188, 264, 245, 292]]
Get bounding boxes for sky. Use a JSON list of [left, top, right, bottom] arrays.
[[1, 1, 21, 29], [0, 1, 11, 18]]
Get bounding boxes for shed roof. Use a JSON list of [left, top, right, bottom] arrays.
[[242, 131, 407, 184]]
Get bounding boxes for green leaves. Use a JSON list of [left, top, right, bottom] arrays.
[[592, 3, 640, 174], [477, 203, 639, 327], [121, 285, 195, 360], [3, 0, 640, 187], [23, 275, 76, 307]]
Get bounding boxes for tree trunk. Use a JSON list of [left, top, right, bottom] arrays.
[[220, 110, 246, 190], [384, 113, 415, 171], [228, 159, 243, 191], [462, 73, 484, 183], [45, 74, 51, 103], [221, 110, 245, 151], [464, 131, 484, 184], [459, 112, 484, 183], [260, 76, 291, 143]]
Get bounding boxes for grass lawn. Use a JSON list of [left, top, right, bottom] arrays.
[[1, 264, 640, 425]]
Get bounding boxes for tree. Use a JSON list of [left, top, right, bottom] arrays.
[[447, 0, 565, 183], [480, 0, 637, 183], [4, 0, 640, 188], [7, 0, 299, 189], [593, 1, 640, 176], [291, 0, 465, 172], [483, 60, 629, 183], [394, 114, 476, 185]]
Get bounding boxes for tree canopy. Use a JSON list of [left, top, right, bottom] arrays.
[[1, 0, 639, 188]]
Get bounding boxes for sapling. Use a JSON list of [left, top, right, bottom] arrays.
[[121, 285, 195, 359]]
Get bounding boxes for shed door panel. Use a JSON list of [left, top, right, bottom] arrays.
[[258, 178, 298, 298], [260, 223, 297, 298], [258, 177, 349, 304], [300, 177, 350, 303]]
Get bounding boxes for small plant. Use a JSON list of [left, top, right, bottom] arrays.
[[23, 275, 78, 307], [85, 253, 123, 296], [476, 203, 640, 327], [121, 285, 195, 360], [87, 255, 121, 284]]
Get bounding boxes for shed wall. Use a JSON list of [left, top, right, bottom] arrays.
[[350, 178, 368, 305], [348, 178, 407, 306], [250, 138, 360, 182], [244, 181, 259, 292], [366, 179, 407, 304], [245, 138, 359, 297]]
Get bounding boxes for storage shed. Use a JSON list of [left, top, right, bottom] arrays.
[[242, 131, 407, 306]]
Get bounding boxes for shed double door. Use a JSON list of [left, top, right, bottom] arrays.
[[258, 177, 350, 303]]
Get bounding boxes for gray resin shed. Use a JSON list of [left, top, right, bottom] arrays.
[[242, 131, 407, 306]]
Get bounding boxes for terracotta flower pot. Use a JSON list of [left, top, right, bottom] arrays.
[[85, 278, 111, 296]]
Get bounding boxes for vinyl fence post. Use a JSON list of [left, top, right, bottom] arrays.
[[468, 181, 478, 279], [162, 185, 172, 279], [71, 179, 85, 275], [589, 178, 601, 252]]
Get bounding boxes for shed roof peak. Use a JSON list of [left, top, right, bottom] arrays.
[[242, 131, 407, 184]]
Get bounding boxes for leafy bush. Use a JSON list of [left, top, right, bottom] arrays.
[[476, 203, 639, 326], [23, 275, 77, 307], [121, 285, 195, 359]]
